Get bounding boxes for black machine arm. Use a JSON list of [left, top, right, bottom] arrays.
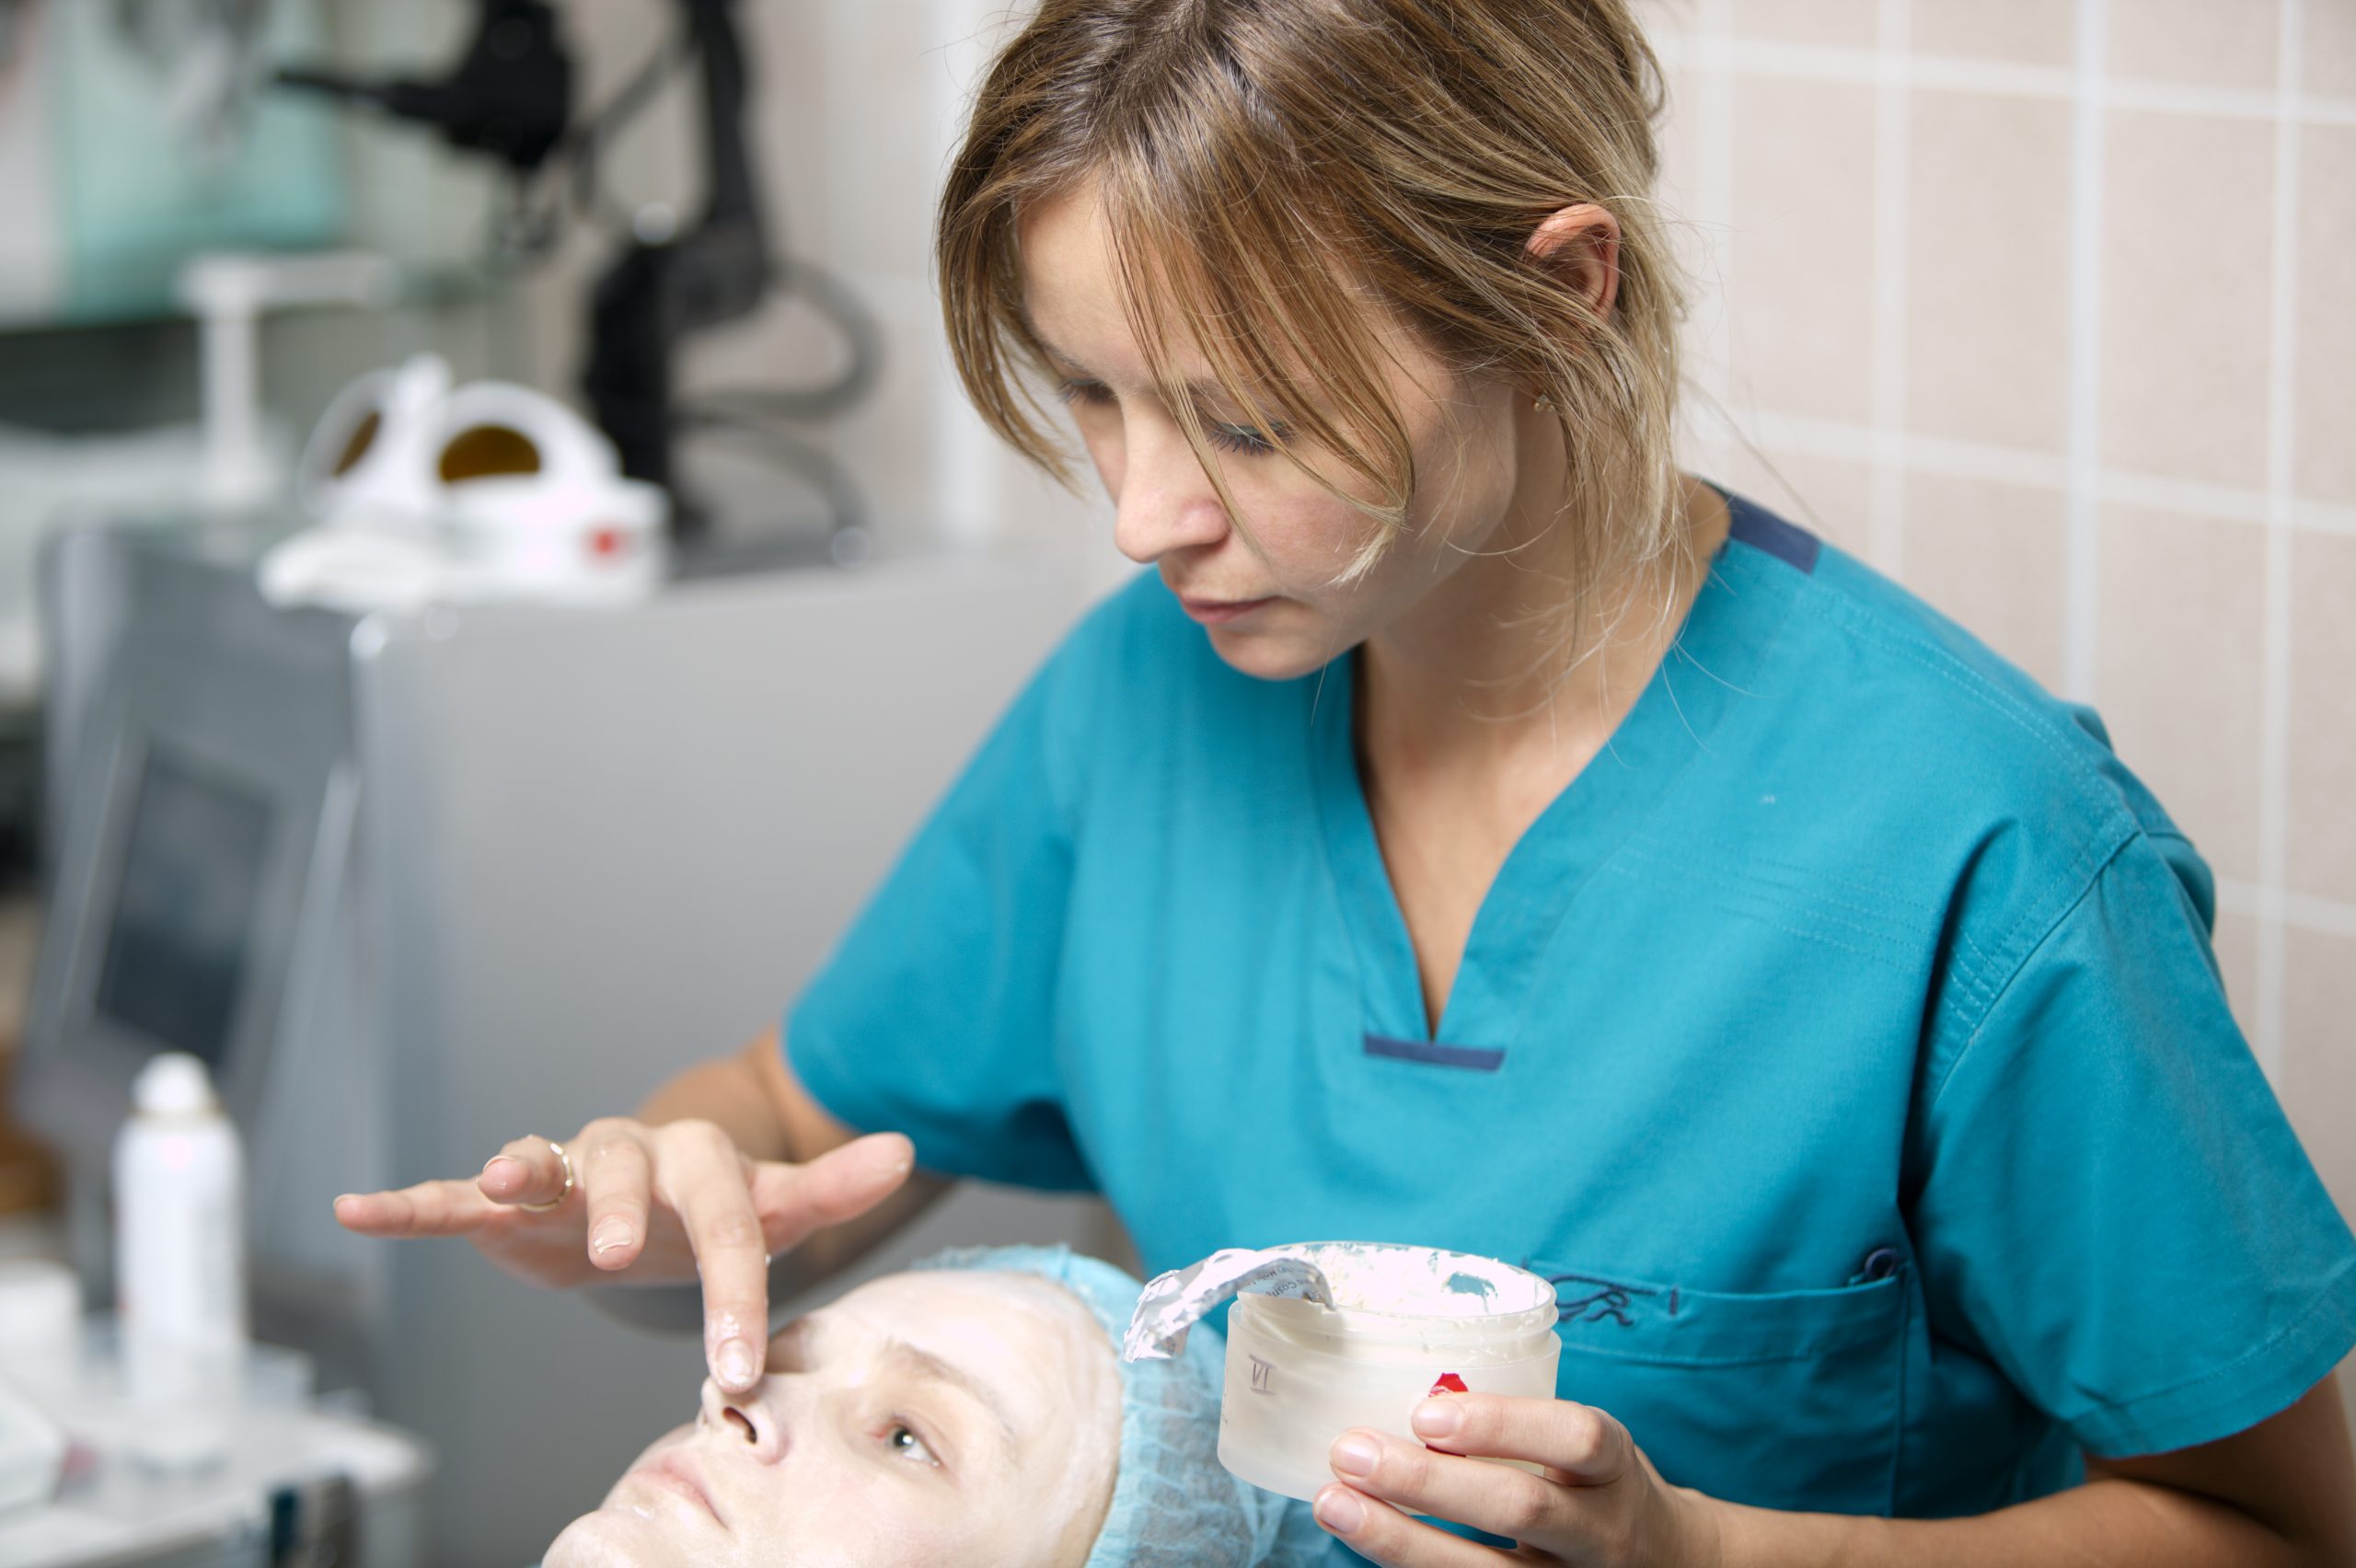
[[277, 0, 877, 551], [277, 1, 572, 174], [583, 0, 771, 524]]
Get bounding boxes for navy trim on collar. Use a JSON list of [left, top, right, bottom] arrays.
[[1725, 494, 1822, 575]]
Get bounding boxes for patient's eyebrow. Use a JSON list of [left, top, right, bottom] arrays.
[[881, 1338, 1022, 1447]]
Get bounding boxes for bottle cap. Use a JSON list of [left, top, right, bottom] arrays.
[[131, 1052, 219, 1116]]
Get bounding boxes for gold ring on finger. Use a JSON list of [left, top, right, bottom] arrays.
[[517, 1137, 575, 1214]]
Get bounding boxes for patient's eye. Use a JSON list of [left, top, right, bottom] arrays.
[[885, 1422, 940, 1468]]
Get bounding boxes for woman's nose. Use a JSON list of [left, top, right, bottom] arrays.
[[700, 1377, 788, 1462], [1111, 418, 1230, 565]]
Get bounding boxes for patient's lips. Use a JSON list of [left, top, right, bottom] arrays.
[[631, 1450, 727, 1529]]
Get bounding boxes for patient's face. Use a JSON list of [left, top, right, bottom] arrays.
[[546, 1271, 1122, 1568]]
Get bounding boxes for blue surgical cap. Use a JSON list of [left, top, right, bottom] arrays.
[[915, 1245, 1323, 1568]]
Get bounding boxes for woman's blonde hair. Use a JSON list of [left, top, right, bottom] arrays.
[[937, 0, 1684, 594]]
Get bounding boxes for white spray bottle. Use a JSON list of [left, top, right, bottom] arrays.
[[113, 1052, 247, 1467]]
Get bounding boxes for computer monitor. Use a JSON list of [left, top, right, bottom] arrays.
[[91, 747, 277, 1073], [18, 529, 352, 1172]]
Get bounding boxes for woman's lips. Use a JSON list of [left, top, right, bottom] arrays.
[[631, 1453, 727, 1528], [1178, 594, 1275, 625]]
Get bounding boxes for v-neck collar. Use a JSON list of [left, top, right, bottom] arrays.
[[1308, 489, 1810, 1049]]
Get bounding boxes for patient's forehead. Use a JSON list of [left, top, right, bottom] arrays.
[[786, 1269, 1114, 1428], [825, 1262, 1097, 1328]]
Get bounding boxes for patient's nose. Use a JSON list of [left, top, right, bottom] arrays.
[[700, 1377, 788, 1462]]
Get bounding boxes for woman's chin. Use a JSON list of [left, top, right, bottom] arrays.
[[1202, 623, 1336, 683], [543, 1509, 677, 1568]]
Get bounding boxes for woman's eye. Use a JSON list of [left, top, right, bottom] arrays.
[[1057, 375, 1285, 457], [885, 1422, 940, 1468], [1207, 422, 1279, 457]]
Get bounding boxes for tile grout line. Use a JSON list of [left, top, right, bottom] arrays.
[[2253, 0, 2304, 1080], [1698, 0, 1737, 415], [2062, 0, 2107, 705], [931, 0, 994, 548], [1718, 402, 2356, 536], [1649, 31, 2356, 126], [1668, 0, 1743, 479], [1692, 0, 1739, 481], [2218, 881, 2356, 944], [1868, 0, 1911, 580]]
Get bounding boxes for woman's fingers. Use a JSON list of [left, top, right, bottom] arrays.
[[339, 1121, 919, 1395], [653, 1120, 776, 1393], [747, 1133, 916, 1254], [1327, 1427, 1573, 1548], [1315, 1397, 1642, 1562], [572, 1120, 654, 1269], [1310, 1483, 1500, 1568], [477, 1133, 572, 1207], [1411, 1392, 1632, 1484], [332, 1178, 501, 1237]]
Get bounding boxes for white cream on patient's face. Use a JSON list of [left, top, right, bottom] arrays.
[[545, 1271, 1121, 1568]]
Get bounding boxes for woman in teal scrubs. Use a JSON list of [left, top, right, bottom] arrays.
[[341, 1, 2356, 1562]]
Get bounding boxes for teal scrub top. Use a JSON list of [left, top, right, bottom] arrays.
[[789, 490, 2356, 1536]]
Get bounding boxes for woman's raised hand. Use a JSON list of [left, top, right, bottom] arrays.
[[331, 1119, 915, 1393]]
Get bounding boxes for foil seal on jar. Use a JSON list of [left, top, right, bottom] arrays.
[[1123, 1245, 1337, 1362]]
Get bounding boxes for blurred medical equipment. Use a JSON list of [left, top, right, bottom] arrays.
[[14, 515, 1091, 1567], [114, 1054, 247, 1472], [262, 352, 668, 609], [179, 251, 400, 512], [0, 1378, 65, 1516], [0, 0, 341, 326], [0, 248, 398, 822], [0, 1282, 429, 1568], [295, 354, 459, 525], [276, 0, 571, 178], [0, 1259, 73, 1510], [108, 0, 272, 170], [279, 0, 882, 554]]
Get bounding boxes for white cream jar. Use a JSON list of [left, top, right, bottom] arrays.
[[1126, 1240, 1562, 1503]]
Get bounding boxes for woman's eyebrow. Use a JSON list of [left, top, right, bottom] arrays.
[[880, 1337, 1022, 1446], [1030, 328, 1244, 409], [1031, 333, 1096, 380]]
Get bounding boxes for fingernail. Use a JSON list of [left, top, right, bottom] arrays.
[[716, 1338, 756, 1389], [1412, 1399, 1462, 1440], [1314, 1486, 1365, 1535], [864, 1136, 914, 1175], [482, 1157, 521, 1182], [590, 1219, 633, 1255], [1330, 1433, 1379, 1479]]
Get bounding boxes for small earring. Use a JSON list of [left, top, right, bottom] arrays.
[[1532, 395, 1553, 412]]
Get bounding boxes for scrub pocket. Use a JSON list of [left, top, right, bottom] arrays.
[[1529, 1258, 1910, 1515]]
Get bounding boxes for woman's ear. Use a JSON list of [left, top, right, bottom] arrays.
[[1526, 202, 1623, 324]]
